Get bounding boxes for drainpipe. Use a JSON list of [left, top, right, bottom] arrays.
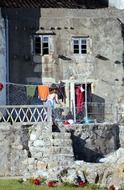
[[5, 16, 9, 105]]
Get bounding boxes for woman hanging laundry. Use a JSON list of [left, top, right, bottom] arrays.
[[46, 88, 59, 109], [46, 87, 60, 124]]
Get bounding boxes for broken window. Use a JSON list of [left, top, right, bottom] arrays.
[[33, 35, 49, 55], [73, 37, 88, 54]]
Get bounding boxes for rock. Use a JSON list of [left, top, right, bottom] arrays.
[[36, 161, 48, 170], [27, 158, 35, 165], [36, 170, 48, 178], [98, 148, 124, 163], [110, 163, 124, 190], [33, 140, 45, 147], [30, 133, 37, 141]]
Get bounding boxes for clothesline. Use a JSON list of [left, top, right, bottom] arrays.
[[0, 81, 66, 88], [0, 81, 66, 101]]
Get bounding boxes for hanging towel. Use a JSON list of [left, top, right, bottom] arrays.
[[26, 85, 36, 97], [38, 85, 49, 101], [76, 86, 85, 114]]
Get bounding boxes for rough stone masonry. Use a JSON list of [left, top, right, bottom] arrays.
[[1, 122, 124, 189]]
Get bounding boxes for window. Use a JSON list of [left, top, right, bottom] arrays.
[[73, 37, 88, 54], [34, 35, 49, 55], [42, 36, 49, 55], [34, 36, 41, 54]]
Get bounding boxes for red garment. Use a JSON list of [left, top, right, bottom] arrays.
[[75, 86, 84, 114], [0, 83, 3, 91]]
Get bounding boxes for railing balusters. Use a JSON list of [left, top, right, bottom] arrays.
[[0, 105, 49, 124]]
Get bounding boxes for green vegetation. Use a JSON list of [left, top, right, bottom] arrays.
[[0, 179, 108, 190]]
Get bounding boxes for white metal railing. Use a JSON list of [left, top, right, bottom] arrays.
[[0, 105, 51, 124], [0, 103, 123, 125]]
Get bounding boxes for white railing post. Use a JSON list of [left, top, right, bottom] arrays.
[[47, 106, 52, 124], [0, 105, 48, 124]]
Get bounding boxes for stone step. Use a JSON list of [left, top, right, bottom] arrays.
[[42, 154, 74, 162], [51, 132, 71, 139], [48, 160, 74, 168], [30, 145, 73, 152], [47, 146, 73, 154], [32, 149, 74, 159], [50, 139, 72, 146]]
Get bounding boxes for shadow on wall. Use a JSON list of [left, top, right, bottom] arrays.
[[71, 133, 104, 162], [71, 124, 120, 163], [2, 8, 41, 83], [90, 94, 105, 123]]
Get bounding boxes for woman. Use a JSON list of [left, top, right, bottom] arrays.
[[46, 88, 59, 109], [46, 88, 60, 124]]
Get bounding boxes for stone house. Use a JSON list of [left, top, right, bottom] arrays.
[[1, 1, 124, 122]]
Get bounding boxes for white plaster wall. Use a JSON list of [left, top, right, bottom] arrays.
[[0, 11, 6, 105], [109, 0, 124, 9]]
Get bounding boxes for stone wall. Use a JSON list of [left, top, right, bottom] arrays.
[[0, 122, 121, 177], [0, 123, 28, 176], [119, 125, 124, 147], [39, 8, 124, 107], [58, 123, 119, 162], [2, 8, 124, 109]]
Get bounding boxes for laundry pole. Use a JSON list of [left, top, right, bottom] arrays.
[[85, 78, 88, 122], [70, 82, 76, 122]]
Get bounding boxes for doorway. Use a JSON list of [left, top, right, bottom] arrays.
[[74, 83, 92, 123]]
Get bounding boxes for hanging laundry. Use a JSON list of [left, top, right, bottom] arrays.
[[80, 85, 85, 92], [75, 85, 85, 114], [38, 85, 49, 101], [58, 81, 66, 103], [26, 85, 36, 97], [91, 82, 96, 93], [0, 83, 3, 91]]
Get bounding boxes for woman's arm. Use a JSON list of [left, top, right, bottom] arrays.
[[55, 93, 59, 103]]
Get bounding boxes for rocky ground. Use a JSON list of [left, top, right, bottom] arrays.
[[22, 124, 124, 190]]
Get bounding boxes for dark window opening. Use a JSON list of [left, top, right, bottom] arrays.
[[34, 35, 49, 55], [34, 37, 41, 54]]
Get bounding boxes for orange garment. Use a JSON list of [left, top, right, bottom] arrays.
[[38, 85, 49, 101]]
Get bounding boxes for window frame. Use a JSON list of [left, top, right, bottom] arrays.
[[72, 37, 88, 55], [33, 35, 50, 55]]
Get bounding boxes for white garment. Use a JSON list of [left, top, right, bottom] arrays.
[[46, 93, 58, 109]]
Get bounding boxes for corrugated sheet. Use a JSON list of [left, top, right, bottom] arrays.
[[0, 0, 80, 8], [0, 0, 108, 8]]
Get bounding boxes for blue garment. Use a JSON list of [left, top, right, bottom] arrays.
[[45, 99, 55, 109]]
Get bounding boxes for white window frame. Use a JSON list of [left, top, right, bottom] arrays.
[[34, 35, 50, 55], [72, 37, 88, 55]]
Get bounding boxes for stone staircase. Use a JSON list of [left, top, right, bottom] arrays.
[[23, 125, 74, 178], [47, 132, 74, 168]]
